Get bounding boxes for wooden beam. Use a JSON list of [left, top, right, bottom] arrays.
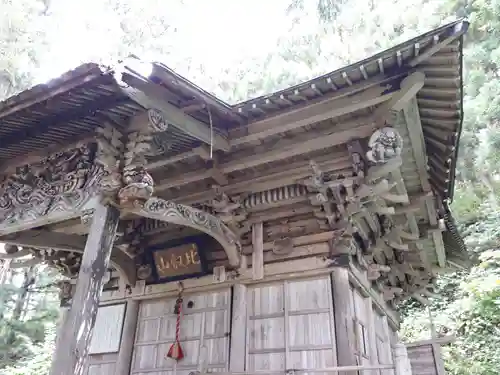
[[120, 72, 230, 151], [409, 21, 468, 67], [115, 300, 139, 375], [231, 72, 409, 146], [404, 96, 432, 192], [50, 203, 120, 375], [229, 284, 247, 372], [332, 268, 357, 375], [373, 73, 425, 123], [1, 230, 137, 286], [103, 256, 334, 302], [156, 120, 373, 192], [166, 154, 350, 205], [150, 63, 242, 122], [394, 343, 412, 375], [0, 200, 97, 238], [251, 222, 264, 280]]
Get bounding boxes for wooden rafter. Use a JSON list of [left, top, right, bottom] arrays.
[[120, 72, 231, 151]]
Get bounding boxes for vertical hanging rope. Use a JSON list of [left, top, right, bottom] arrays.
[[206, 104, 214, 159], [167, 292, 184, 361]]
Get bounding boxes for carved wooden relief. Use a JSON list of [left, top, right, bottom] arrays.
[[128, 197, 241, 267], [366, 127, 403, 164], [0, 144, 104, 232]]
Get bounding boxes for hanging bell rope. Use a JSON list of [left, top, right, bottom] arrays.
[[167, 287, 185, 361]]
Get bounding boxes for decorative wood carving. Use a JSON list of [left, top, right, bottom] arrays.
[[95, 124, 124, 196], [0, 144, 103, 231], [118, 113, 160, 206], [147, 108, 170, 132], [208, 187, 250, 241], [128, 197, 241, 267], [366, 127, 403, 164], [81, 209, 94, 227], [136, 264, 152, 280], [118, 127, 154, 207]]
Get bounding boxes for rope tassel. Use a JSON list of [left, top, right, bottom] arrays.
[[166, 295, 184, 361]]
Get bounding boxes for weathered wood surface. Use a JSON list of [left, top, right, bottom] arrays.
[[332, 268, 357, 375], [115, 300, 140, 375], [131, 289, 231, 375], [407, 343, 440, 375], [229, 284, 247, 372], [394, 344, 413, 375], [88, 304, 126, 355], [246, 276, 337, 375], [50, 203, 120, 375], [251, 223, 264, 280]]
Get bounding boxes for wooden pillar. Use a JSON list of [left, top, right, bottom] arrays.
[[251, 223, 264, 280], [229, 284, 247, 371], [394, 343, 412, 375], [51, 307, 70, 365], [115, 300, 139, 375], [332, 268, 357, 375], [50, 203, 120, 375]]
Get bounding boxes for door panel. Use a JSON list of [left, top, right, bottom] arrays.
[[246, 277, 337, 375], [131, 288, 231, 375]]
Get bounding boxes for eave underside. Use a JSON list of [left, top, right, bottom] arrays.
[[0, 20, 469, 306]]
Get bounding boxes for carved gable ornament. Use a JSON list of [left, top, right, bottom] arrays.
[[0, 144, 105, 231]]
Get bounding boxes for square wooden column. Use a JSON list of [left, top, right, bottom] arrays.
[[332, 268, 357, 375], [50, 203, 120, 375]]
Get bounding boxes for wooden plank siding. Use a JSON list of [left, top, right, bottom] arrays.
[[246, 277, 337, 375], [131, 289, 231, 375], [373, 311, 394, 375], [407, 344, 439, 375], [81, 275, 401, 375], [84, 353, 118, 375], [82, 304, 125, 375]]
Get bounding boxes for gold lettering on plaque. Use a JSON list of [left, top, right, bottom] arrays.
[[153, 244, 203, 278]]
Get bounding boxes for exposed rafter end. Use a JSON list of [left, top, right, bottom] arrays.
[[373, 72, 425, 124]]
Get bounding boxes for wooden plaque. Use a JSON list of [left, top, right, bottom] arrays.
[[152, 242, 205, 281]]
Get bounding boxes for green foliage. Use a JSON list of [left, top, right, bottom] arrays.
[[0, 265, 59, 369], [0, 324, 56, 375], [0, 0, 499, 374]]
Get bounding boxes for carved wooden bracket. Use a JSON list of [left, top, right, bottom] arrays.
[[127, 197, 241, 267]]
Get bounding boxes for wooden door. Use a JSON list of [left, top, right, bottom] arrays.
[[246, 276, 337, 375], [131, 288, 231, 375]]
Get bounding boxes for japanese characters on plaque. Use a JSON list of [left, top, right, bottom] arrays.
[[152, 243, 206, 281]]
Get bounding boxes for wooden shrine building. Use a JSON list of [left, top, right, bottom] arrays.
[[0, 20, 468, 375]]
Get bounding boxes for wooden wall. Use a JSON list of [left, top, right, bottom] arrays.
[[407, 342, 444, 375], [80, 272, 401, 375], [246, 277, 337, 374], [131, 289, 231, 375], [83, 304, 126, 375]]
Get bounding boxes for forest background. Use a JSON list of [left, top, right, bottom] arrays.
[[0, 0, 498, 374]]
